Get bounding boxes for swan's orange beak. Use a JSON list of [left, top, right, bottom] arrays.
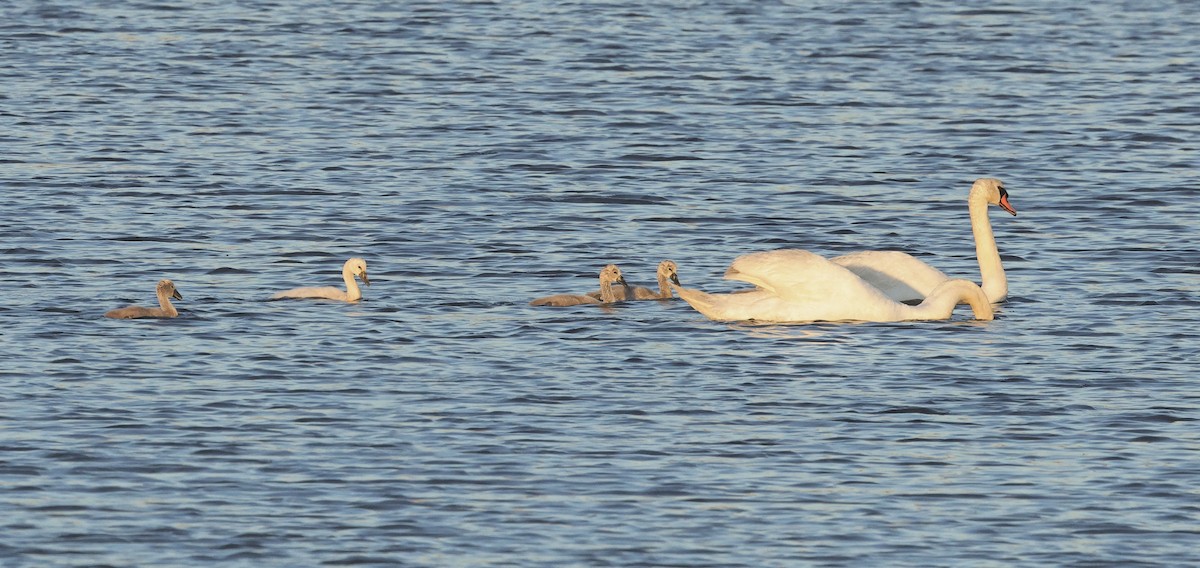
[[998, 193, 1016, 216]]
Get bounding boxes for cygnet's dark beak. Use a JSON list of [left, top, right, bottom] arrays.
[[172, 289, 183, 300], [360, 272, 371, 286], [670, 273, 681, 286]]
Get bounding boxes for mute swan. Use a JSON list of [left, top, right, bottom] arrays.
[[671, 249, 993, 323], [589, 260, 681, 301], [105, 279, 183, 319], [272, 257, 370, 302], [831, 177, 1016, 303], [531, 264, 629, 306]]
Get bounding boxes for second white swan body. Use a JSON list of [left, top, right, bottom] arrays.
[[671, 249, 993, 323], [831, 177, 1016, 303]]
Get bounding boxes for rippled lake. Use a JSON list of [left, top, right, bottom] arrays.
[[2, 0, 1198, 566]]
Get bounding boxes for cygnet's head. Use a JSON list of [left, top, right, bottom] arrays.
[[157, 279, 183, 300], [345, 257, 370, 286], [658, 260, 681, 286], [600, 264, 627, 287], [972, 178, 1016, 216]]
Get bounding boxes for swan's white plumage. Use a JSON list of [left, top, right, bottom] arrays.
[[830, 177, 1015, 303], [532, 264, 629, 306], [272, 257, 370, 302], [590, 260, 680, 301], [105, 279, 183, 319], [828, 251, 951, 302], [672, 249, 993, 323]]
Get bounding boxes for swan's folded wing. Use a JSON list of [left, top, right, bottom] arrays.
[[724, 250, 813, 292], [724, 249, 895, 304], [831, 250, 951, 302]]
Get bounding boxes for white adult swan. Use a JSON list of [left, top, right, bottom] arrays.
[[105, 279, 183, 319], [589, 260, 680, 301], [531, 264, 629, 306], [671, 249, 993, 323], [272, 257, 370, 302], [831, 177, 1016, 303]]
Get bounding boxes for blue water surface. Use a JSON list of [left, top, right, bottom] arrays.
[[1, 1, 1198, 566]]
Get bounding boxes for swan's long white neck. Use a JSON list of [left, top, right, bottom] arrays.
[[968, 189, 1006, 303], [342, 267, 362, 301], [906, 279, 994, 321], [156, 288, 179, 317]]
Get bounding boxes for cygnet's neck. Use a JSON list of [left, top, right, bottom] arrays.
[[968, 188, 1006, 303], [157, 289, 179, 317], [656, 273, 672, 298], [342, 268, 362, 301], [598, 279, 622, 303]]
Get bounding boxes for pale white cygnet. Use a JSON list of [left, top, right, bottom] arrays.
[[105, 279, 183, 319], [531, 264, 628, 307], [273, 257, 370, 302]]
